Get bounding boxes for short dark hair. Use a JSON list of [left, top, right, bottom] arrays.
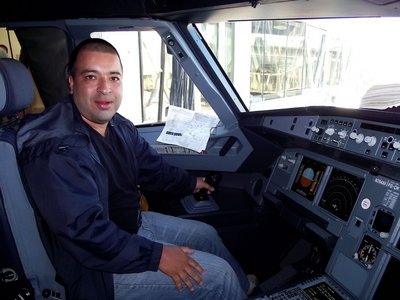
[[67, 38, 122, 77]]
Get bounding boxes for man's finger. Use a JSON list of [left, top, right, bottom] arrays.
[[181, 273, 195, 291]]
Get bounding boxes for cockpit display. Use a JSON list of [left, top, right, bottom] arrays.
[[372, 208, 394, 236], [303, 281, 345, 300], [292, 156, 327, 201], [319, 169, 364, 221]]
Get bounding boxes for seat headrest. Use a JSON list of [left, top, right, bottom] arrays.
[[0, 58, 34, 116]]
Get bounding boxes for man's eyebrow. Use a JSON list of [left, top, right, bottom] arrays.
[[80, 69, 122, 76], [110, 71, 122, 76], [80, 68, 98, 74]]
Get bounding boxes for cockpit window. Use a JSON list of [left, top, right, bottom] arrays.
[[197, 17, 400, 112]]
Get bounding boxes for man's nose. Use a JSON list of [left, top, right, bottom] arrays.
[[97, 78, 111, 94]]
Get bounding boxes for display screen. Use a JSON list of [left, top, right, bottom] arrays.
[[303, 282, 344, 300], [319, 169, 364, 221], [292, 156, 327, 201], [372, 209, 394, 234]]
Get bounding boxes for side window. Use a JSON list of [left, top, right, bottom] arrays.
[[91, 31, 215, 125]]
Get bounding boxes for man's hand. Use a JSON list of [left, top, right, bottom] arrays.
[[159, 245, 205, 292], [193, 177, 214, 194]]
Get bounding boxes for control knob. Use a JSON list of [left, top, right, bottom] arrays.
[[364, 136, 377, 147], [338, 130, 347, 139], [325, 127, 335, 136], [311, 126, 320, 133], [355, 133, 364, 144], [349, 131, 358, 140]]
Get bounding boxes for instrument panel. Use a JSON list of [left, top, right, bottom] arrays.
[[264, 147, 400, 299], [262, 114, 400, 166], [241, 108, 400, 299], [267, 275, 354, 300]]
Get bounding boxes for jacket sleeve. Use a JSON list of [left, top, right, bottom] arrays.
[[20, 142, 163, 274], [124, 123, 197, 195]]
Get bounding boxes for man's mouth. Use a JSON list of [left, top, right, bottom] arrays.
[[95, 100, 112, 110]]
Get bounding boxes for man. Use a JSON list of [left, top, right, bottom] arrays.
[[17, 38, 254, 299]]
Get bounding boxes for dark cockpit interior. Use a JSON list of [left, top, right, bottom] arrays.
[[2, 1, 400, 299]]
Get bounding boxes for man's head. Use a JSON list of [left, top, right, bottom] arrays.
[[67, 38, 123, 135]]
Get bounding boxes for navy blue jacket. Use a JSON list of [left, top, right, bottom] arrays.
[[17, 98, 196, 300]]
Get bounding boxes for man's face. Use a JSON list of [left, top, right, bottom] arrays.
[[68, 49, 123, 129]]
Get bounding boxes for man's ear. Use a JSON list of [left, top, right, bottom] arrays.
[[67, 75, 74, 94]]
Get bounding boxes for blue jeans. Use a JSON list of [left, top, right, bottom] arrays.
[[114, 211, 248, 299]]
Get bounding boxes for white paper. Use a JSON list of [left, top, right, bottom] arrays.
[[157, 105, 220, 153]]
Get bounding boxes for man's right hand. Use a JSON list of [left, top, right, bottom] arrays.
[[158, 245, 205, 292]]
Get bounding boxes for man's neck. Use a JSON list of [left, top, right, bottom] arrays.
[[81, 115, 108, 136]]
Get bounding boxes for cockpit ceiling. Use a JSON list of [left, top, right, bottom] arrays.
[[2, 0, 400, 23]]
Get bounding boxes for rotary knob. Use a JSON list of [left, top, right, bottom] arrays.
[[349, 131, 358, 140], [338, 130, 347, 139], [325, 127, 335, 136], [355, 133, 364, 144], [311, 126, 320, 133], [364, 136, 377, 147]]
